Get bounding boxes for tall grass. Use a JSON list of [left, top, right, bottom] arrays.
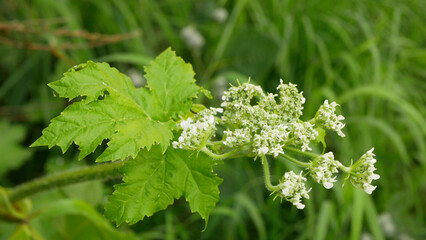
[[0, 0, 425, 239]]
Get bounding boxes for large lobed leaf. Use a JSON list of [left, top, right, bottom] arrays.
[[104, 146, 223, 227], [30, 199, 135, 240], [144, 48, 200, 121], [31, 48, 199, 162]]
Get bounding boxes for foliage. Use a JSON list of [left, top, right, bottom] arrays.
[[0, 0, 425, 239], [25, 49, 222, 229], [31, 48, 200, 161], [105, 146, 222, 227], [5, 47, 378, 238], [0, 121, 31, 178]]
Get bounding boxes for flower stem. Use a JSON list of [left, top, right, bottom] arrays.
[[280, 153, 311, 168], [261, 156, 280, 192], [8, 161, 126, 203], [283, 146, 319, 158], [201, 147, 239, 160], [339, 165, 351, 173], [206, 140, 224, 146]]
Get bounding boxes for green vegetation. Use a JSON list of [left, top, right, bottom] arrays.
[[0, 0, 425, 239]]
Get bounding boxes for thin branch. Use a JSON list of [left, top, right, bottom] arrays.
[[261, 156, 280, 192], [8, 160, 126, 203]]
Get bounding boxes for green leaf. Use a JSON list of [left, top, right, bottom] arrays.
[[105, 146, 223, 228], [31, 199, 135, 240], [0, 121, 31, 176], [144, 47, 200, 121], [314, 127, 327, 153], [31, 48, 200, 162]]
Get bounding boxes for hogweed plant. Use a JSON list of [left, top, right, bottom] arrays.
[[1, 48, 379, 231]]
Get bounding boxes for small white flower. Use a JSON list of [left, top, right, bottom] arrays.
[[378, 213, 396, 237], [289, 121, 318, 151], [172, 108, 219, 150], [252, 124, 290, 157], [314, 100, 345, 137], [349, 148, 380, 194], [223, 128, 251, 148], [258, 146, 269, 155], [308, 152, 342, 189], [180, 26, 205, 50], [275, 171, 311, 209], [212, 7, 228, 23], [127, 68, 145, 87], [276, 79, 305, 121]]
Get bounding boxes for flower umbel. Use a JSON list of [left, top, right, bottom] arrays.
[[252, 124, 290, 157], [349, 148, 380, 194], [220, 81, 316, 157], [171, 79, 379, 210], [314, 100, 345, 137], [172, 108, 222, 150], [274, 171, 311, 209], [276, 79, 305, 122], [308, 152, 342, 189], [289, 121, 318, 151]]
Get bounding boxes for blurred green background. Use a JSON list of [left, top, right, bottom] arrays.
[[0, 0, 425, 239]]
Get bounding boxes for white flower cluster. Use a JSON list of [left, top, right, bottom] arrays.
[[308, 152, 342, 189], [314, 100, 345, 137], [220, 83, 267, 130], [212, 7, 228, 23], [223, 128, 251, 148], [253, 125, 290, 157], [170, 79, 379, 210], [180, 26, 205, 50], [288, 122, 318, 151], [172, 108, 222, 150], [350, 148, 380, 194], [220, 81, 317, 157], [276, 79, 305, 121], [276, 171, 311, 209]]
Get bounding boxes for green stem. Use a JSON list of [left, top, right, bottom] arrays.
[[283, 146, 319, 158], [8, 161, 126, 203], [340, 165, 351, 173], [280, 154, 311, 168], [261, 156, 280, 192], [201, 147, 239, 160], [206, 140, 223, 146]]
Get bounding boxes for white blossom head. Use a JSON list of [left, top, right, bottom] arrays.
[[221, 83, 265, 128], [223, 127, 251, 148], [212, 7, 228, 23], [308, 152, 342, 189], [289, 121, 318, 151], [180, 26, 205, 50], [349, 148, 380, 194], [172, 108, 221, 150], [275, 171, 311, 209], [276, 79, 305, 121], [252, 124, 290, 157], [314, 100, 345, 137]]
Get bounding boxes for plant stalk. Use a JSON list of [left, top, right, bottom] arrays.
[[280, 154, 311, 168], [283, 146, 319, 158], [261, 156, 280, 192], [8, 161, 126, 203], [201, 147, 240, 160]]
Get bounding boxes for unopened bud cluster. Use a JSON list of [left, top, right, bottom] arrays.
[[172, 80, 379, 209]]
